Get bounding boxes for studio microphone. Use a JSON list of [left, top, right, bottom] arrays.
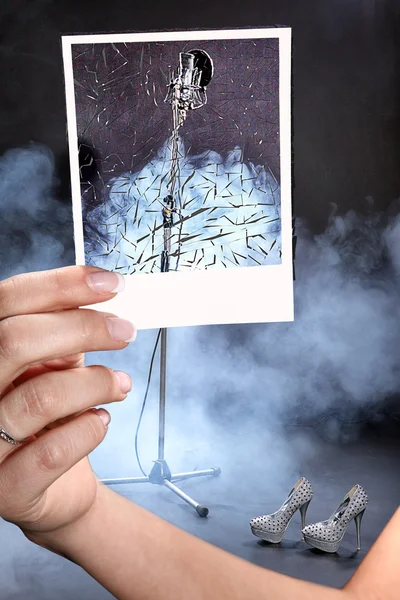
[[166, 50, 213, 112]]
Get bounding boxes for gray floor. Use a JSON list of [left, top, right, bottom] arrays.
[[1, 423, 399, 599]]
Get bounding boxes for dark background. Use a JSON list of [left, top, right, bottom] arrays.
[[1, 0, 399, 232]]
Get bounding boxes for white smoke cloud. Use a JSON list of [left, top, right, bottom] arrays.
[[84, 140, 281, 274]]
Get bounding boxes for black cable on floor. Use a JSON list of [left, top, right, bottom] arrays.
[[134, 328, 162, 477]]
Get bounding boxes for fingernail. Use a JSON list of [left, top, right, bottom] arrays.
[[105, 317, 136, 342], [94, 408, 111, 428], [86, 271, 125, 294], [114, 370, 132, 393]]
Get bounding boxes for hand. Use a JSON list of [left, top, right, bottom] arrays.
[[0, 266, 135, 544]]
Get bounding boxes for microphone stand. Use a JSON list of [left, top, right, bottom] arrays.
[[102, 52, 221, 517]]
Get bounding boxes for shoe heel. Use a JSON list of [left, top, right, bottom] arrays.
[[354, 509, 365, 550], [299, 499, 311, 530]]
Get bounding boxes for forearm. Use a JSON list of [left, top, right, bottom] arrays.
[[34, 482, 347, 600], [345, 506, 400, 600]]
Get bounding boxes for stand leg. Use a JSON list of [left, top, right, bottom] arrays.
[[163, 479, 209, 518], [171, 468, 221, 482], [102, 476, 149, 485], [102, 467, 220, 487]]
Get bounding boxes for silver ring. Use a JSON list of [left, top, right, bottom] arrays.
[[0, 426, 24, 446]]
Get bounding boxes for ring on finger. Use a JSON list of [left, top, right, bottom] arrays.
[[0, 425, 27, 446]]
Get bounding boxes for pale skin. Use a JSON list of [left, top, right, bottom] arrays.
[[0, 265, 398, 600]]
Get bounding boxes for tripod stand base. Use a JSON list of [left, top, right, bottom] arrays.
[[101, 463, 221, 518]]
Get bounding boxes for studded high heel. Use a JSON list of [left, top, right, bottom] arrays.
[[302, 484, 368, 553], [250, 477, 313, 543]]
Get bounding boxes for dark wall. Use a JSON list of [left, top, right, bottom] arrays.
[[0, 0, 399, 232]]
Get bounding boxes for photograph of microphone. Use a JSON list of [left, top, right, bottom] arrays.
[[62, 28, 293, 329]]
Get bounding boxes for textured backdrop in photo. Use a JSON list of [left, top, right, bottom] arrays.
[[72, 38, 280, 208]]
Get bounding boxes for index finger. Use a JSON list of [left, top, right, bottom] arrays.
[[0, 266, 124, 319]]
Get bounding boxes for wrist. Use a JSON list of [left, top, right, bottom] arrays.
[[24, 480, 108, 558]]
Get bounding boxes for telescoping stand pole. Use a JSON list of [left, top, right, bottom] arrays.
[[101, 327, 220, 515], [102, 50, 221, 517]]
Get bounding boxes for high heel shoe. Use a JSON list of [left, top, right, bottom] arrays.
[[250, 477, 313, 543], [302, 484, 368, 553]]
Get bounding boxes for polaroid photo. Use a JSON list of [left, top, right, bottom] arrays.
[[62, 27, 293, 329]]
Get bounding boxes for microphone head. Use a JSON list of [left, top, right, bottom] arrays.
[[165, 49, 213, 110], [179, 53, 196, 86]]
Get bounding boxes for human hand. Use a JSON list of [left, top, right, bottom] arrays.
[[0, 266, 135, 544]]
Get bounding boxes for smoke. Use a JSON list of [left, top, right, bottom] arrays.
[[93, 211, 400, 502], [1, 144, 400, 502], [0, 144, 74, 278], [84, 139, 281, 274]]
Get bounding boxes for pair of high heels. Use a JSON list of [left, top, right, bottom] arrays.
[[250, 477, 369, 553]]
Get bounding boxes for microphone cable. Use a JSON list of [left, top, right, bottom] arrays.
[[134, 328, 162, 477]]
